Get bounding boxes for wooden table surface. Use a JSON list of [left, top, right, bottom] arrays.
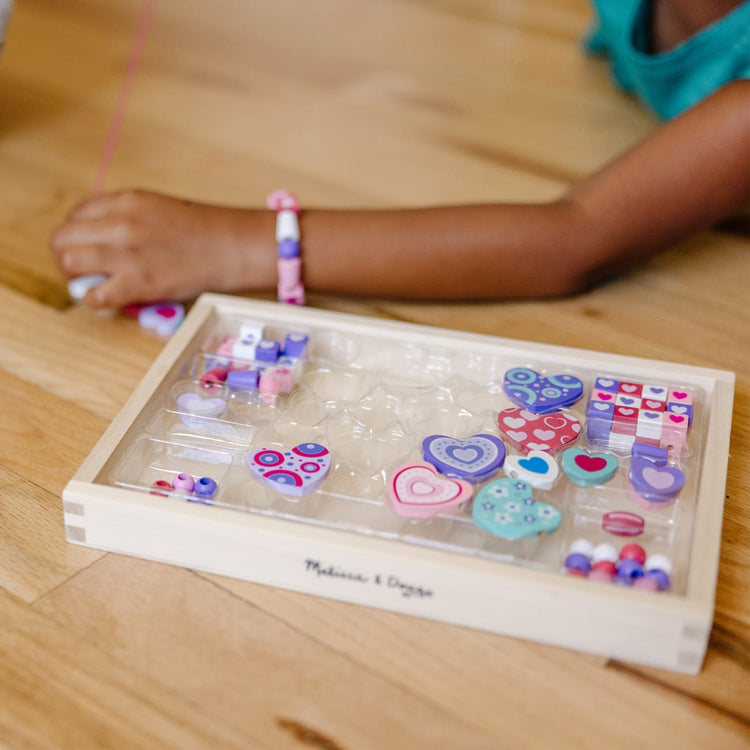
[[1, 1, 748, 747]]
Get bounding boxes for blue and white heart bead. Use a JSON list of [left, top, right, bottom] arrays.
[[503, 450, 559, 490]]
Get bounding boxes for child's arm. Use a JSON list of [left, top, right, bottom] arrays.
[[52, 81, 749, 307]]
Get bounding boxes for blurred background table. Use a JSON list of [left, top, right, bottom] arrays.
[[0, 1, 748, 747]]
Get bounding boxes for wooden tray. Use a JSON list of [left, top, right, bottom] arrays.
[[62, 294, 734, 673]]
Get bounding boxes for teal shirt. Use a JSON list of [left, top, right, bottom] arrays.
[[586, 1, 750, 119]]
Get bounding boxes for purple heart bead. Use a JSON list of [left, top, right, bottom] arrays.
[[422, 434, 506, 483], [248, 442, 331, 497], [503, 368, 583, 414], [628, 457, 685, 502]]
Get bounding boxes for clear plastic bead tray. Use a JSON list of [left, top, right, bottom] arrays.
[[62, 294, 735, 673]]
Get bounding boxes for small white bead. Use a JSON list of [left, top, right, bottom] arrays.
[[276, 210, 300, 242], [592, 542, 618, 564], [68, 274, 108, 301], [569, 538, 595, 558], [645, 554, 672, 575]]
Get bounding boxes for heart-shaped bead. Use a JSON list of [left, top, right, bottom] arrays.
[[248, 442, 331, 497], [388, 462, 473, 518], [421, 434, 505, 484], [138, 302, 185, 336], [503, 368, 583, 414], [497, 407, 581, 454], [561, 448, 618, 487], [503, 450, 559, 490], [627, 457, 685, 503], [176, 392, 227, 419], [472, 478, 561, 539]]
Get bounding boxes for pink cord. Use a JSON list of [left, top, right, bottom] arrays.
[[91, 0, 157, 196]]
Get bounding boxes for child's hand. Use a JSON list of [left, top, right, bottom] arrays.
[[51, 189, 276, 308]]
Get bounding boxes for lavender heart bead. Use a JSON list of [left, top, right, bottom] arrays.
[[422, 433, 506, 483], [628, 457, 685, 502]]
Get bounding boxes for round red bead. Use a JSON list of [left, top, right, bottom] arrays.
[[619, 544, 647, 564], [592, 560, 617, 575]]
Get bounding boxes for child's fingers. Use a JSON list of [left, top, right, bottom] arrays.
[[66, 189, 149, 221], [84, 269, 155, 309], [54, 243, 113, 279], [51, 216, 135, 259], [66, 192, 123, 221], [83, 275, 127, 309]]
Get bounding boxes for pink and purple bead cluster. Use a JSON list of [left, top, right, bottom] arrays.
[[200, 320, 308, 403], [587, 377, 693, 456], [151, 473, 218, 501], [564, 539, 671, 591]]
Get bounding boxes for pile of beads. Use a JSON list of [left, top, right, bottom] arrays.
[[564, 539, 671, 591], [200, 322, 308, 404], [151, 473, 218, 500]]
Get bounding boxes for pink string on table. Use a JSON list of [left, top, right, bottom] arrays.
[[91, 0, 157, 197]]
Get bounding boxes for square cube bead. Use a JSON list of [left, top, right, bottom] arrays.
[[616, 394, 642, 409], [283, 332, 309, 358], [614, 405, 639, 424], [608, 429, 636, 451], [667, 388, 693, 406], [255, 339, 281, 363], [587, 399, 613, 445], [594, 377, 619, 394], [239, 319, 265, 342], [667, 402, 693, 426], [642, 384, 668, 401], [275, 366, 295, 393], [592, 390, 617, 405], [636, 410, 663, 439], [232, 337, 259, 361], [660, 415, 688, 457], [641, 398, 666, 412], [618, 382, 643, 398]]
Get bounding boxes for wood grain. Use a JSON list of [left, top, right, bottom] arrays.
[[0, 0, 748, 747]]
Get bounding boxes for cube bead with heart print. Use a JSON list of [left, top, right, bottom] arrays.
[[587, 377, 693, 457]]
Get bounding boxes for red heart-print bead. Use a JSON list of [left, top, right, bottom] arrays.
[[497, 407, 581, 455]]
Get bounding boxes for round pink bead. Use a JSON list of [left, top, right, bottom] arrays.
[[588, 569, 614, 584], [592, 560, 617, 576], [619, 543, 647, 565], [172, 473, 195, 492], [632, 577, 659, 591]]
